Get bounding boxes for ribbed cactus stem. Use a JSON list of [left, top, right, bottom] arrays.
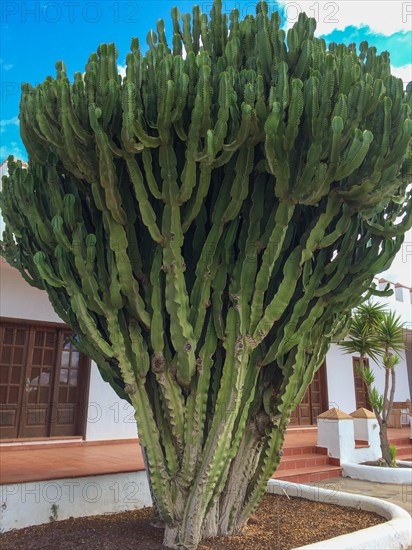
[[1, 1, 410, 548]]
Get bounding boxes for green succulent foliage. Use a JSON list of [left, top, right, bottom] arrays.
[[1, 1, 411, 546], [339, 302, 406, 468], [359, 365, 376, 386], [377, 310, 405, 355], [369, 386, 384, 413], [386, 353, 400, 369], [389, 444, 397, 467], [340, 303, 405, 363], [339, 301, 387, 361]]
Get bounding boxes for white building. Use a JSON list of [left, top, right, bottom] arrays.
[[0, 158, 411, 443]]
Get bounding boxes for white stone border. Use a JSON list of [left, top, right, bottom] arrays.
[[266, 479, 412, 550], [342, 461, 412, 484], [1, 474, 410, 549], [0, 471, 152, 532]]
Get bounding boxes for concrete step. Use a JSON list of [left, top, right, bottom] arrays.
[[277, 453, 329, 472], [396, 445, 412, 458], [283, 445, 326, 457], [273, 464, 342, 484], [389, 437, 412, 446], [286, 426, 318, 434]]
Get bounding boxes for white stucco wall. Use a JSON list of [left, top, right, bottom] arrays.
[[325, 345, 411, 417], [0, 262, 138, 440], [0, 261, 61, 323], [85, 364, 137, 441], [325, 344, 358, 413], [317, 417, 348, 457], [317, 417, 381, 463], [353, 417, 369, 441], [0, 470, 151, 532], [368, 350, 411, 403]]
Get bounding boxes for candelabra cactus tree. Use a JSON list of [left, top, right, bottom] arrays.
[[1, 1, 411, 547]]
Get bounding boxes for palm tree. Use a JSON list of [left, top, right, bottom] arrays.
[[339, 302, 405, 466]]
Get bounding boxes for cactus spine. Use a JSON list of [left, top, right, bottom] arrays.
[[1, 1, 411, 548]]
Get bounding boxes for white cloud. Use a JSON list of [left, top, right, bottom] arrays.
[[280, 1, 412, 35], [0, 141, 24, 161], [117, 64, 126, 78], [391, 64, 412, 85], [0, 116, 19, 133]]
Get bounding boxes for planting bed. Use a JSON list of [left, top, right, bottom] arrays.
[[1, 493, 384, 550]]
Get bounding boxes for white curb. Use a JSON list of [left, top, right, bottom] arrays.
[[342, 462, 412, 484], [266, 479, 412, 549], [0, 471, 152, 532], [2, 475, 410, 549]]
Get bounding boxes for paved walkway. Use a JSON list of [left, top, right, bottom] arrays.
[[307, 476, 412, 515]]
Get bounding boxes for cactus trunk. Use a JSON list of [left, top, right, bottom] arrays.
[[1, 1, 411, 548]]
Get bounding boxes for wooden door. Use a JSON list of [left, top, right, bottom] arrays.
[[309, 365, 326, 420], [20, 328, 57, 437], [0, 320, 90, 439], [51, 332, 88, 437], [290, 362, 328, 425], [0, 325, 29, 438], [353, 357, 371, 409], [291, 387, 312, 425]]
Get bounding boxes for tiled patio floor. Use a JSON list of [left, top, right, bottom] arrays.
[[0, 439, 145, 484], [0, 427, 409, 485]]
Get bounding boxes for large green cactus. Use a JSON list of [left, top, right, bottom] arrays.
[[1, 1, 411, 547]]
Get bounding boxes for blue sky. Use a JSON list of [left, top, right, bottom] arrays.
[[0, 0, 411, 284]]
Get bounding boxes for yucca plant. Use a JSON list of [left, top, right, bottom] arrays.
[[1, 1, 411, 547], [339, 303, 406, 466]]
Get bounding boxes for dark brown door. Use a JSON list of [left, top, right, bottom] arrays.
[[291, 387, 312, 425], [290, 361, 328, 425], [0, 325, 29, 438], [309, 365, 326, 420], [0, 321, 89, 439], [353, 357, 371, 409], [50, 332, 88, 437], [20, 328, 57, 438]]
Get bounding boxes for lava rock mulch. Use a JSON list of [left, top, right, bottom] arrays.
[[1, 493, 384, 550]]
